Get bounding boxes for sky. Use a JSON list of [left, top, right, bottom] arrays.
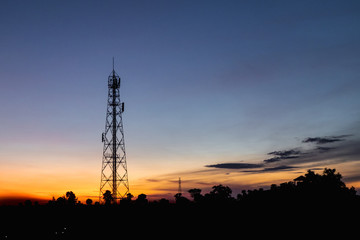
[[1, 0, 360, 204]]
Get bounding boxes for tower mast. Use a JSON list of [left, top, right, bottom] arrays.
[[100, 60, 129, 203], [178, 177, 182, 195]]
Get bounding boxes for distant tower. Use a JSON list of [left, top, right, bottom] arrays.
[[99, 59, 129, 203], [178, 177, 182, 195]]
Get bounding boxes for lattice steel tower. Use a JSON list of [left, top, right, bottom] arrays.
[[99, 61, 129, 203]]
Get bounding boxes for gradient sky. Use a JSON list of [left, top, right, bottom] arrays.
[[1, 0, 360, 203]]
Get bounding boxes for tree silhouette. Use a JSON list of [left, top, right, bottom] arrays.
[[24, 200, 32, 207], [126, 193, 134, 201], [159, 198, 170, 206], [56, 196, 66, 206], [205, 184, 233, 202], [103, 190, 113, 205], [65, 191, 77, 205], [211, 185, 232, 197], [188, 188, 203, 203], [120, 192, 134, 205], [236, 168, 358, 207], [86, 198, 93, 205], [293, 168, 356, 201], [2, 168, 359, 240], [136, 193, 148, 206], [174, 193, 182, 199], [174, 193, 190, 206]]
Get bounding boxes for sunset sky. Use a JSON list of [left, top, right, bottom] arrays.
[[1, 0, 360, 204]]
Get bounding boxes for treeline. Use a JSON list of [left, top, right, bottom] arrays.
[[10, 168, 360, 208], [1, 168, 359, 239], [185, 168, 358, 206]]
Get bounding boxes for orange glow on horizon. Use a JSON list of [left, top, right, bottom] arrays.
[[1, 160, 359, 205]]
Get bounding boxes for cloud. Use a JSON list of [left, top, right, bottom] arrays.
[[204, 134, 359, 175], [268, 150, 301, 157], [314, 138, 360, 163], [264, 149, 301, 163], [205, 162, 299, 173], [316, 146, 335, 152], [261, 165, 298, 172], [302, 135, 352, 145], [263, 157, 282, 163], [242, 165, 298, 173], [205, 155, 302, 172], [273, 135, 360, 167], [303, 137, 341, 144], [264, 135, 357, 166], [262, 165, 298, 172], [205, 163, 263, 169]]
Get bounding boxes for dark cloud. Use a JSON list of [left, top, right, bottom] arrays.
[[268, 150, 301, 157], [280, 137, 360, 167], [303, 137, 341, 144], [264, 149, 301, 163], [316, 146, 335, 152], [243, 165, 298, 173], [302, 135, 352, 145], [262, 165, 298, 172], [263, 157, 282, 163], [204, 134, 359, 175], [205, 163, 263, 169], [263, 156, 299, 163], [205, 162, 298, 173]]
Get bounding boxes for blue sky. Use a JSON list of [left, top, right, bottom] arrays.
[[0, 0, 360, 200]]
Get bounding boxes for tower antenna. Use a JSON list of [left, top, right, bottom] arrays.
[[99, 60, 129, 203], [178, 177, 182, 195]]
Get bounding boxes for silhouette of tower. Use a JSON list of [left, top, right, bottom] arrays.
[[178, 177, 182, 195], [99, 60, 129, 203]]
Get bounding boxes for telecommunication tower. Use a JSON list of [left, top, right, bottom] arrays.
[[99, 60, 129, 203], [178, 177, 182, 195]]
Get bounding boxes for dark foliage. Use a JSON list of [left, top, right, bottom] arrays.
[[237, 168, 358, 207], [85, 198, 93, 205], [1, 169, 359, 239], [102, 190, 113, 205]]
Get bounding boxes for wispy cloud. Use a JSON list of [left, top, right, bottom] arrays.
[[242, 165, 298, 173], [302, 135, 352, 144], [262, 165, 298, 172], [205, 163, 263, 169], [205, 134, 358, 173], [267, 150, 301, 156], [264, 149, 301, 163], [316, 146, 335, 152]]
